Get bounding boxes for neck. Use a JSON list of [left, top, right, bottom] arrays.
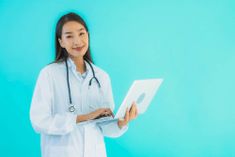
[[70, 56, 86, 74]]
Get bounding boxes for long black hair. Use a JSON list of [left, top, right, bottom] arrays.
[[54, 12, 93, 63]]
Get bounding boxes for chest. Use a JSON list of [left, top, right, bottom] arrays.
[[50, 70, 105, 114]]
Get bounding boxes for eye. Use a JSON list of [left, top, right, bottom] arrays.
[[79, 32, 85, 36], [66, 35, 73, 38]]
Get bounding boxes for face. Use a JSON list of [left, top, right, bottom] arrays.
[[58, 21, 89, 59]]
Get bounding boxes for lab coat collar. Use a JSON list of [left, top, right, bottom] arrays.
[[67, 57, 91, 74]]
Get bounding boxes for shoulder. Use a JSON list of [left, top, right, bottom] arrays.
[[38, 62, 65, 79], [40, 62, 64, 73]]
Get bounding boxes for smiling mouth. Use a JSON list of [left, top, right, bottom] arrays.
[[73, 46, 84, 51]]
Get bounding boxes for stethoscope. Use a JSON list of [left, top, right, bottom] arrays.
[[65, 58, 101, 113]]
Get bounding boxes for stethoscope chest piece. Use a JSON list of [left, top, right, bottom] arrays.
[[68, 104, 76, 113]]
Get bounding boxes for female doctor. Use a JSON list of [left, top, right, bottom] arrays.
[[30, 12, 138, 157]]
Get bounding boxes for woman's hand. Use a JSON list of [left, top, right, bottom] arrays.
[[89, 108, 114, 120], [76, 108, 113, 123], [117, 102, 138, 129]]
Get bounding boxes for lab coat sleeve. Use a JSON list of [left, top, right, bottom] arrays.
[[97, 74, 128, 138], [30, 68, 77, 135]]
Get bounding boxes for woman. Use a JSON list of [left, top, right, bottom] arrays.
[[30, 12, 138, 157]]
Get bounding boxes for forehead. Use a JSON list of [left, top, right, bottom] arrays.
[[62, 21, 85, 33]]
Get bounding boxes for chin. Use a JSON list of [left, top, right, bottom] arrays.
[[70, 52, 86, 58]]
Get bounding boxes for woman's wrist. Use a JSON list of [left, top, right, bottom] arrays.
[[76, 113, 93, 123]]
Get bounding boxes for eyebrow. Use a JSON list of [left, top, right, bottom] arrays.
[[64, 28, 85, 34]]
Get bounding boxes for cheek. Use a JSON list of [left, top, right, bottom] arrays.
[[84, 36, 89, 45], [86, 40, 89, 47], [64, 40, 73, 48], [61, 36, 71, 45], [85, 39, 89, 50]]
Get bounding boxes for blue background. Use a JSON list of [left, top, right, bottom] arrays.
[[0, 0, 235, 156]]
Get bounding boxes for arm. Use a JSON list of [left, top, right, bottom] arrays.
[[30, 68, 76, 136], [76, 108, 113, 123]]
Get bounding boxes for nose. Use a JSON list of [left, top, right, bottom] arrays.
[[73, 35, 82, 46]]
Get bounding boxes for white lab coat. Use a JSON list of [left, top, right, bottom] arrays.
[[30, 58, 128, 157]]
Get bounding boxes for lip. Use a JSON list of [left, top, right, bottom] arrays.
[[73, 46, 84, 51]]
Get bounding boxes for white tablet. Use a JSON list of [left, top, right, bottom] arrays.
[[114, 78, 163, 119], [79, 78, 163, 125]]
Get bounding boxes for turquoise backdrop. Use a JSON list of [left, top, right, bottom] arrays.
[[0, 0, 235, 156]]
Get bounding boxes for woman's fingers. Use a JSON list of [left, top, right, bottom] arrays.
[[91, 108, 113, 119], [117, 103, 139, 128], [117, 108, 129, 128], [107, 109, 114, 117], [129, 104, 135, 119], [129, 103, 138, 120], [104, 108, 114, 117], [99, 108, 114, 117], [124, 108, 130, 123]]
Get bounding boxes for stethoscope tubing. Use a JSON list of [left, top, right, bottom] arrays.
[[65, 58, 101, 112]]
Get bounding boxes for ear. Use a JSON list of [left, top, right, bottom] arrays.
[[58, 38, 65, 48]]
